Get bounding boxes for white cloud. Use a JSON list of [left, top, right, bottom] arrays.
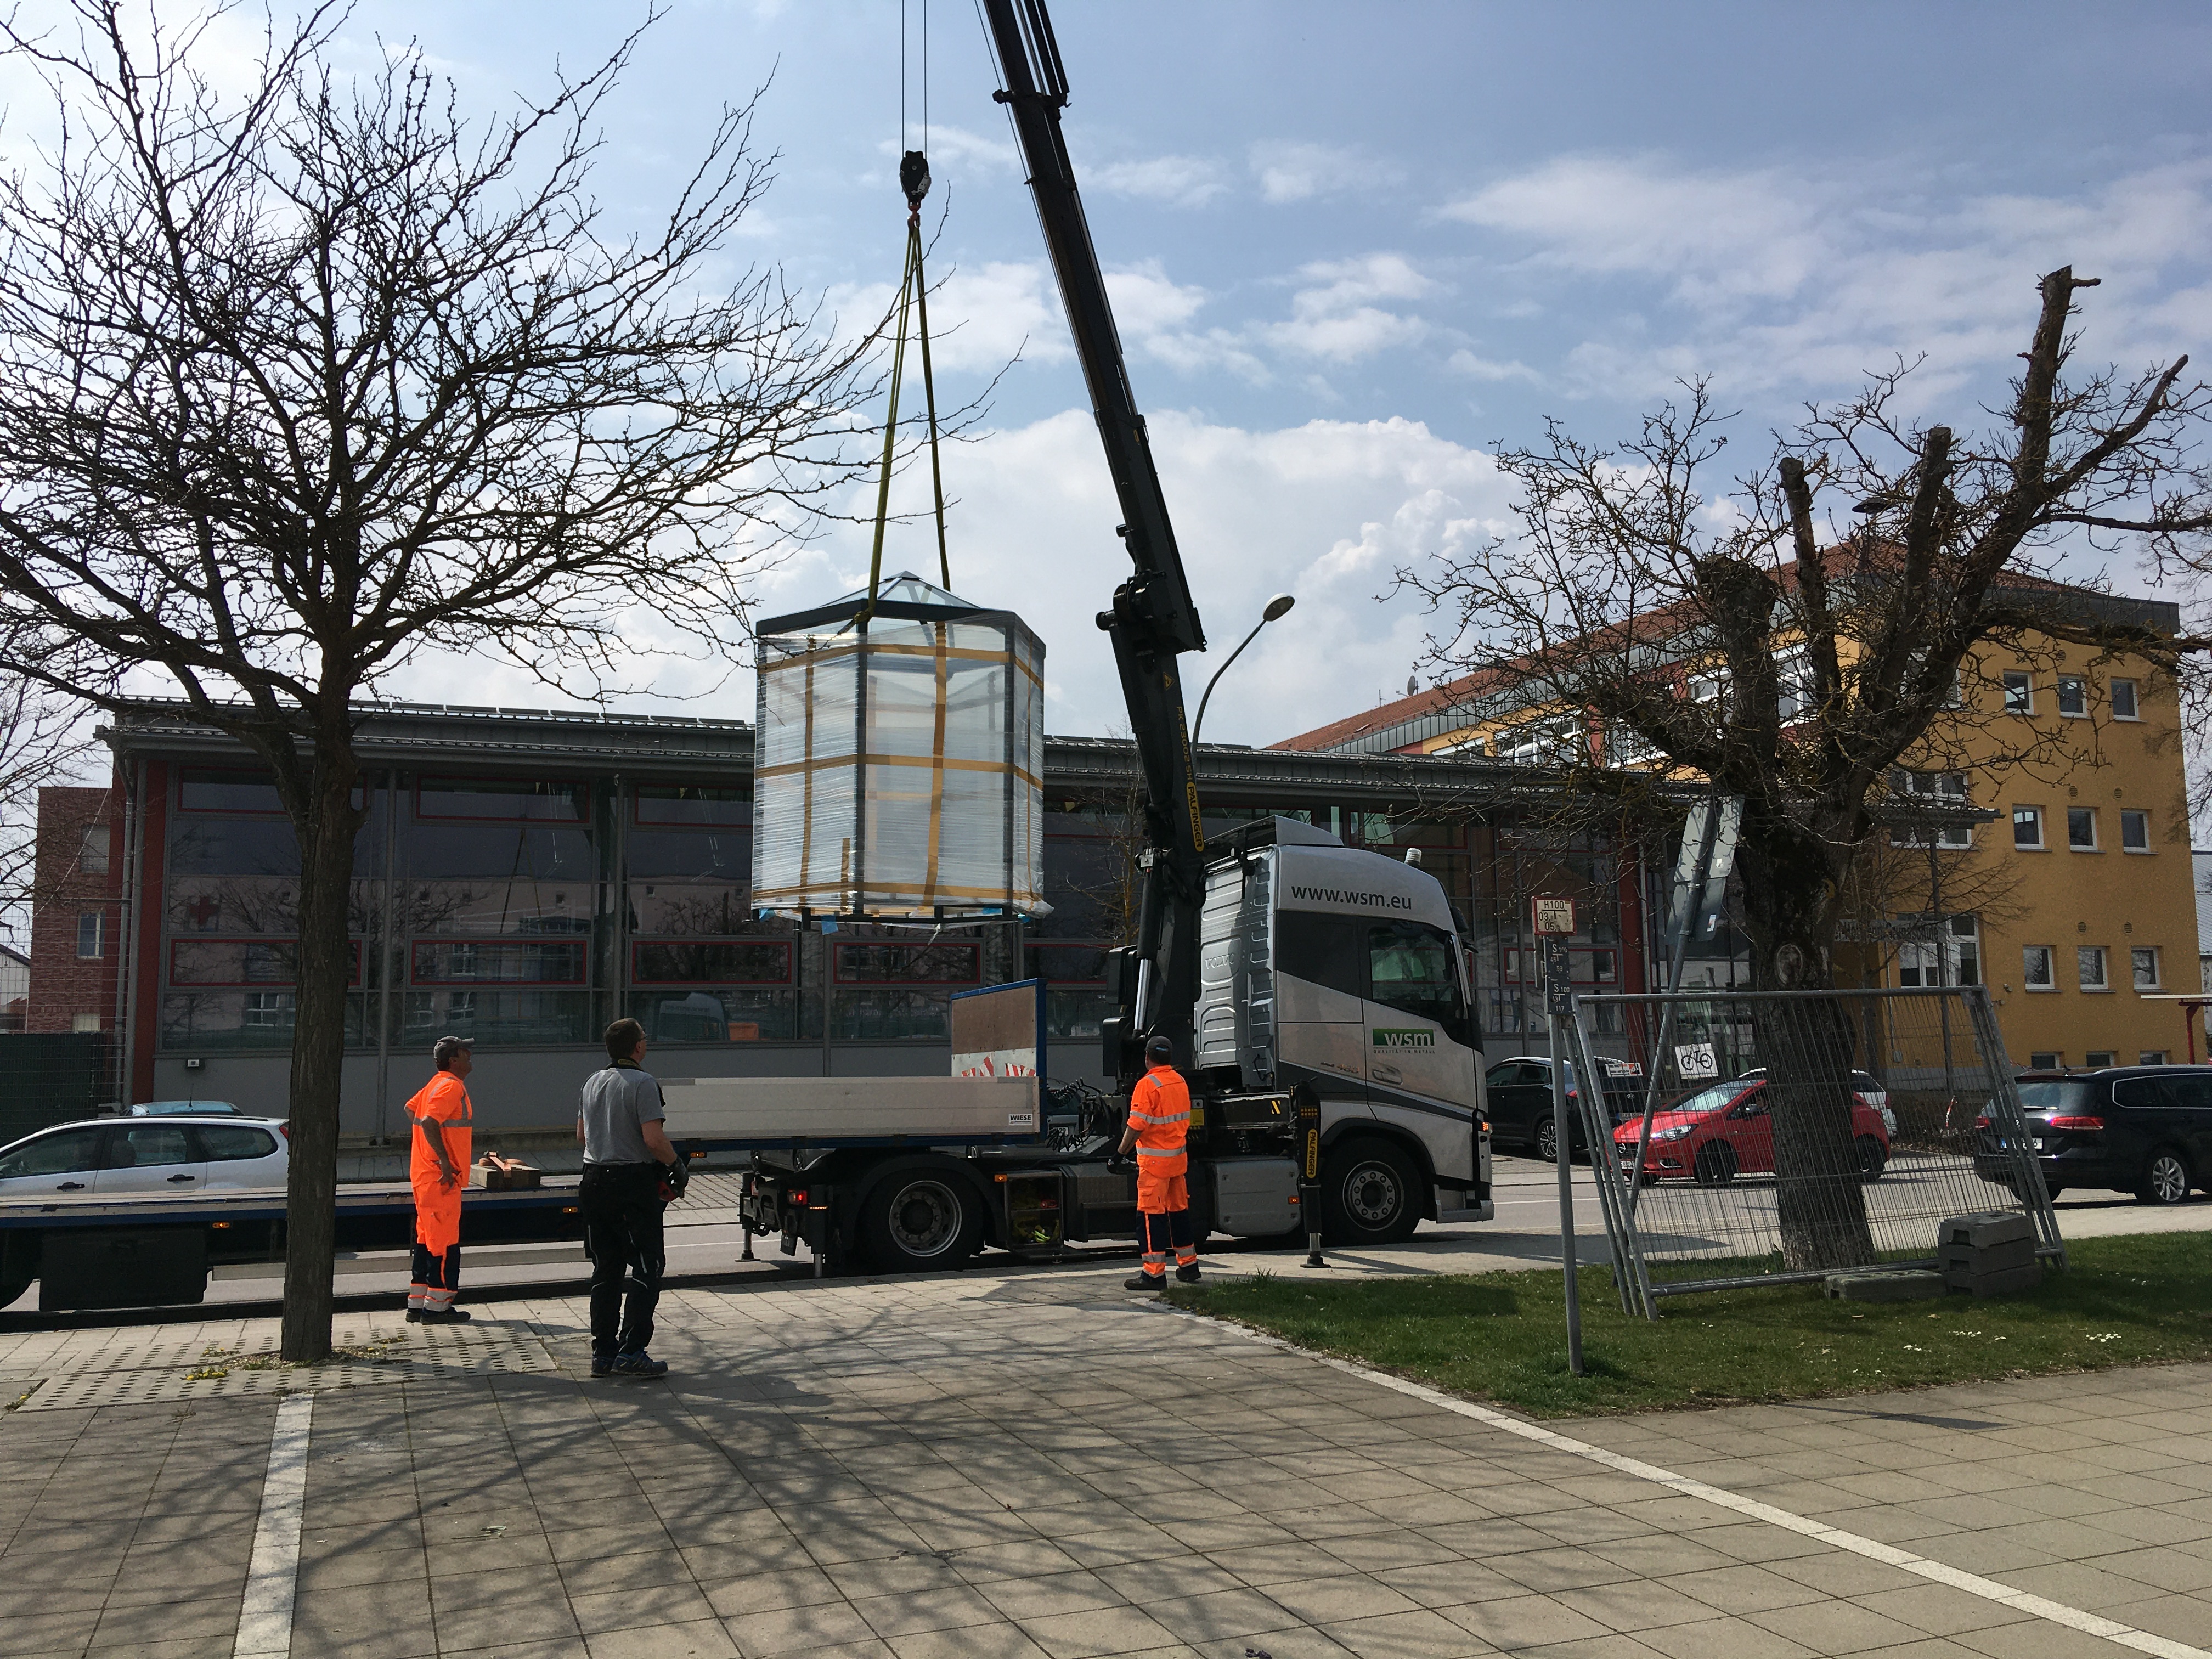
[[1091, 154, 1232, 207], [828, 259, 1069, 374], [1104, 261, 1207, 335], [878, 123, 1018, 176], [1447, 349, 1539, 383], [1267, 253, 1437, 362], [1438, 153, 2212, 407], [1251, 140, 1397, 204], [388, 410, 1514, 749]]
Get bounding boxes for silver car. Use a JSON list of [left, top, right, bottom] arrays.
[[0, 1115, 289, 1197]]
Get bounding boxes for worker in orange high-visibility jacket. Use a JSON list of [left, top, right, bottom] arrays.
[[1120, 1035, 1200, 1290], [406, 1035, 475, 1323]]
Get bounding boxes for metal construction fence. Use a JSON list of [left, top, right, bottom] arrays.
[[0, 1033, 119, 1144], [1558, 987, 2058, 1313]]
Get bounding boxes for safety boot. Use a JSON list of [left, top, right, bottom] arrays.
[[613, 1351, 669, 1377], [416, 1307, 471, 1324], [1175, 1263, 1202, 1284], [1124, 1273, 1167, 1292]]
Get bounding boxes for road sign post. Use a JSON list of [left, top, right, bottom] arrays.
[[1533, 898, 1583, 1376]]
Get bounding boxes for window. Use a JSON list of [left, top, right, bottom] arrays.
[[630, 941, 791, 985], [70, 1012, 101, 1033], [2077, 946, 2108, 991], [76, 912, 103, 959], [1899, 915, 1978, 988], [2012, 806, 2044, 849], [1276, 911, 1366, 1000], [1688, 667, 1729, 706], [2131, 947, 2160, 990], [241, 992, 296, 1029], [107, 1125, 191, 1169], [1368, 921, 1474, 1048], [1774, 649, 1810, 721], [2111, 678, 2140, 720], [2085, 1051, 2117, 1069], [1950, 913, 1980, 986], [2067, 808, 2097, 850], [1889, 771, 1971, 849], [2139, 1051, 2168, 1067], [633, 786, 748, 827], [2002, 672, 2033, 714], [80, 824, 109, 876], [198, 1126, 279, 1163], [2028, 1052, 2062, 1071], [0, 1127, 103, 1180], [2057, 675, 2087, 717], [2120, 810, 2149, 852], [833, 943, 980, 984], [411, 940, 587, 985], [416, 776, 588, 822], [2022, 946, 2055, 990]]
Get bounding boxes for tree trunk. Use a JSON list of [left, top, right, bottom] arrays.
[[1733, 804, 1877, 1271], [279, 743, 363, 1364]]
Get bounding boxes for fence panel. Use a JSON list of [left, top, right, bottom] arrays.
[[1573, 987, 2055, 1297], [0, 1032, 118, 1144]]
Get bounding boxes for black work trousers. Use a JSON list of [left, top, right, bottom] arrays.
[[581, 1162, 665, 1356]]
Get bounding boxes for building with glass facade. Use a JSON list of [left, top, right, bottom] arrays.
[[69, 701, 1660, 1136]]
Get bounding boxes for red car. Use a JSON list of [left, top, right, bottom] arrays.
[[1613, 1078, 1891, 1185]]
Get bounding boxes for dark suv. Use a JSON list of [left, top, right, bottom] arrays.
[[1978, 1067, 2212, 1205]]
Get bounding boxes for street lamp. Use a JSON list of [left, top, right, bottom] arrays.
[[1190, 592, 1295, 747]]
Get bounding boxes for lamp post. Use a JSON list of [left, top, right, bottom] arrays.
[[1190, 593, 1295, 747]]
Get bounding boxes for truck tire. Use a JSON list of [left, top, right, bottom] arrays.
[[1321, 1138, 1422, 1247], [859, 1162, 984, 1273]]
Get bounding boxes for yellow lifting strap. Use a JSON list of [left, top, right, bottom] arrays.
[[860, 151, 950, 630]]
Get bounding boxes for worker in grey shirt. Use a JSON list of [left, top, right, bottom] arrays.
[[578, 1018, 684, 1378]]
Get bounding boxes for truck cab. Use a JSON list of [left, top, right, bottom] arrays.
[[1193, 817, 1488, 1237]]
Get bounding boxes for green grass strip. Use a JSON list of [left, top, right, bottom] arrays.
[[1164, 1231, 2212, 1419]]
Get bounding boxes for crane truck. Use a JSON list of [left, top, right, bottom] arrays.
[[707, 0, 1491, 1273], [0, 0, 1491, 1314]]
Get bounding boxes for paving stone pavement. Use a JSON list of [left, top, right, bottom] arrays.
[[2, 1260, 2209, 1659]]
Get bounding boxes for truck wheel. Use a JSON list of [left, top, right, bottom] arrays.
[[1321, 1139, 1422, 1247], [859, 1164, 983, 1273]]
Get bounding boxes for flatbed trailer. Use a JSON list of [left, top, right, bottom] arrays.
[[660, 1072, 1487, 1276], [0, 1181, 585, 1313]]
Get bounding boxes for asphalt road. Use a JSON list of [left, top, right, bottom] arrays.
[[7, 1153, 2208, 1324]]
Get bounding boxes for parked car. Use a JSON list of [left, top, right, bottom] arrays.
[[1978, 1066, 2212, 1206], [1735, 1067, 1896, 1138], [127, 1099, 245, 1116], [1612, 1077, 1892, 1186], [1483, 1054, 1647, 1161], [0, 1115, 288, 1198]]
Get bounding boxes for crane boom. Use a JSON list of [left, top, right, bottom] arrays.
[[980, 0, 1209, 1082]]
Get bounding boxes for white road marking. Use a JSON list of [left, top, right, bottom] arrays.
[[233, 1392, 314, 1659], [1164, 1310, 2209, 1659]]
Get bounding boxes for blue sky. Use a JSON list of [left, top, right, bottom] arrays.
[[31, 2, 2212, 745]]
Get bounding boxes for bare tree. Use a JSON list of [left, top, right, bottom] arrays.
[[1399, 268, 2211, 1267], [0, 2, 893, 1358]]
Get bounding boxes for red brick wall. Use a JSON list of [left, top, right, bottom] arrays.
[[26, 782, 123, 1033]]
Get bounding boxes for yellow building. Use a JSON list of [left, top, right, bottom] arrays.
[[1892, 640, 2199, 1071], [1276, 588, 2198, 1073]]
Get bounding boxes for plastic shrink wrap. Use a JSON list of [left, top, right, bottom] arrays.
[[752, 573, 1046, 918]]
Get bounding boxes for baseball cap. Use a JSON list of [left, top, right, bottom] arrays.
[[432, 1034, 474, 1066], [1146, 1036, 1174, 1065]]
